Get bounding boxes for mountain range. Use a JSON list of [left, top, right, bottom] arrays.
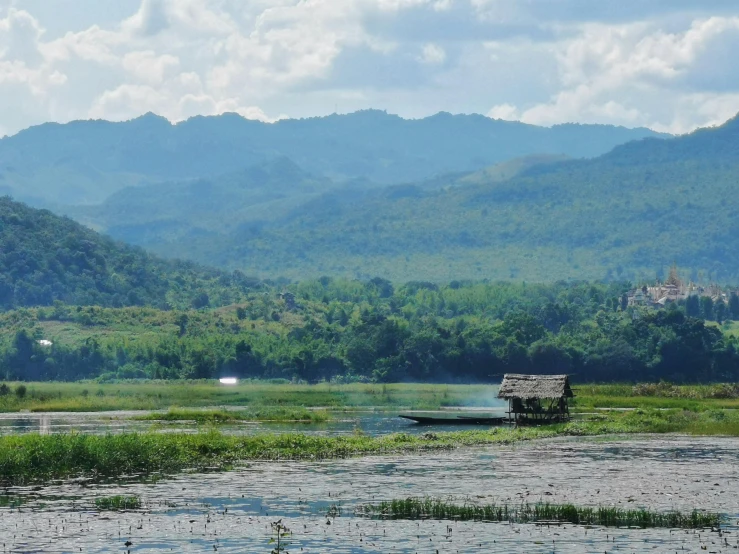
[[5, 109, 739, 284], [0, 110, 665, 206], [81, 113, 739, 283]]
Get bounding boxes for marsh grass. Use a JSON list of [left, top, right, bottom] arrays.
[[3, 409, 739, 485], [5, 381, 739, 414], [94, 495, 141, 511], [572, 383, 739, 411], [360, 498, 720, 529], [132, 407, 330, 423], [0, 381, 502, 413]]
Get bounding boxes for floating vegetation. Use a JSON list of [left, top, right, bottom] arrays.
[[94, 495, 142, 511], [358, 498, 721, 529], [0, 495, 24, 509], [132, 407, 330, 424]]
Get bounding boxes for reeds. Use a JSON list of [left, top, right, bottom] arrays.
[[94, 495, 141, 511], [359, 498, 721, 529]]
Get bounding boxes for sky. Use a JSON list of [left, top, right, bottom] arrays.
[[1, 0, 739, 137]]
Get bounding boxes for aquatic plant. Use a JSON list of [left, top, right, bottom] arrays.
[[359, 498, 721, 529], [269, 520, 291, 553], [2, 408, 739, 485], [94, 495, 142, 511]]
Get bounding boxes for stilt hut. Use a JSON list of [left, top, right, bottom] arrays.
[[497, 374, 573, 424]]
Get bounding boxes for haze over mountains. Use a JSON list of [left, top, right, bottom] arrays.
[[75, 112, 739, 284], [0, 110, 665, 206], [5, 109, 739, 284]]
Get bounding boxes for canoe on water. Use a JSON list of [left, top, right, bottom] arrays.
[[399, 415, 506, 425]]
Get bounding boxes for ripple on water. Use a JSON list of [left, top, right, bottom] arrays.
[[1, 436, 738, 552]]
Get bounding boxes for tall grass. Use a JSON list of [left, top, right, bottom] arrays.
[[359, 498, 720, 529], [3, 409, 739, 485]]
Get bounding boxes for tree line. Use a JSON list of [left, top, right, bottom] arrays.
[[2, 278, 738, 383]]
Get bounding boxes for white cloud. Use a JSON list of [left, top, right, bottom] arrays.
[[122, 50, 179, 84], [489, 16, 739, 133], [487, 103, 519, 121], [0, 0, 738, 135], [419, 42, 446, 64]]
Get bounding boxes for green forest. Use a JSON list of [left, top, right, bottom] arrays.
[[0, 196, 267, 310], [3, 118, 739, 386], [100, 113, 739, 283], [2, 195, 739, 385], [2, 278, 739, 384]]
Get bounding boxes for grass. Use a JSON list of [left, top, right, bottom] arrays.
[[4, 380, 739, 414], [359, 498, 720, 529], [132, 407, 330, 423], [3, 380, 739, 414], [0, 381, 503, 413], [572, 383, 739, 411], [94, 495, 141, 511], [2, 409, 739, 485]]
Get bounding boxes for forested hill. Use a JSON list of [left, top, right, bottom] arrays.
[[147, 112, 739, 283], [0, 197, 262, 309], [69, 157, 341, 244], [0, 110, 666, 206]]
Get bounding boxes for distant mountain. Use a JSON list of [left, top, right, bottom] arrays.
[[70, 157, 339, 244], [0, 197, 261, 309], [130, 113, 739, 283], [0, 110, 667, 206]]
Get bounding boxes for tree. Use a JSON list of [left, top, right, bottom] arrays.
[[500, 312, 546, 346], [177, 314, 189, 337], [191, 292, 210, 309], [715, 300, 727, 325], [700, 296, 714, 321], [730, 293, 739, 321], [685, 295, 700, 317]]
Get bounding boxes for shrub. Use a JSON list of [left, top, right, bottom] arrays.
[[15, 385, 27, 399], [0, 384, 10, 396]]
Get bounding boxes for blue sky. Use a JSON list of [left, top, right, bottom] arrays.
[[1, 0, 738, 136]]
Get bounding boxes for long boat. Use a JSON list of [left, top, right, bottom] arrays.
[[399, 414, 506, 425]]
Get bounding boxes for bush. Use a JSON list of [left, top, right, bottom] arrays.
[[0, 384, 10, 396], [15, 385, 27, 399]]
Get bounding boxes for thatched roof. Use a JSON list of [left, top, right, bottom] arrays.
[[497, 374, 573, 400]]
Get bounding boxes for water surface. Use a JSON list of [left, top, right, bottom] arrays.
[[2, 436, 737, 552]]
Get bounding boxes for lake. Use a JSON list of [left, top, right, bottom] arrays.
[[2, 435, 736, 552]]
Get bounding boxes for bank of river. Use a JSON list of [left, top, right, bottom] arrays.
[[2, 436, 737, 552]]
